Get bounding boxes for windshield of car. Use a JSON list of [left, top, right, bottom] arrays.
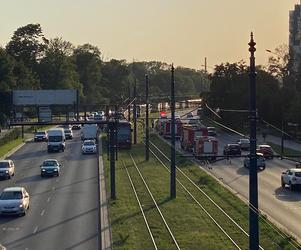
[[240, 139, 249, 143], [84, 141, 95, 146], [0, 191, 22, 200], [295, 172, 301, 177], [48, 136, 63, 142], [0, 162, 9, 168], [43, 161, 58, 166], [36, 132, 45, 135]]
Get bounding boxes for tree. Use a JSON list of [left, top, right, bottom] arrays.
[[6, 23, 48, 68], [73, 44, 104, 103], [37, 38, 82, 92]]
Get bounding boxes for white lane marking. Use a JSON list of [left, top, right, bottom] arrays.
[[52, 186, 56, 191], [40, 209, 45, 216], [33, 226, 38, 234], [47, 197, 51, 202], [56, 179, 59, 183], [2, 227, 20, 231]]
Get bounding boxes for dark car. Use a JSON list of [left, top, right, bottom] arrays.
[[223, 144, 241, 156], [257, 145, 273, 159], [34, 131, 48, 142], [207, 127, 217, 136], [40, 159, 60, 177]]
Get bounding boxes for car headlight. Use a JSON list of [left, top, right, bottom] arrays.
[[54, 169, 58, 171], [5, 170, 8, 173], [42, 169, 46, 171], [19, 204, 23, 208]]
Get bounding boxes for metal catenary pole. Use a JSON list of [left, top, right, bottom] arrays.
[[145, 74, 150, 161], [248, 32, 259, 250], [133, 79, 137, 144], [170, 64, 176, 198]]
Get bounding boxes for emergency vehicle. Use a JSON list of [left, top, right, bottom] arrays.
[[162, 119, 182, 138], [180, 125, 208, 152], [193, 136, 218, 161]]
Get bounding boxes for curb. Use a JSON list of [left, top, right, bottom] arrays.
[[0, 137, 32, 160]]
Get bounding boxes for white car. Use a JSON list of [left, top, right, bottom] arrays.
[[281, 168, 301, 190], [0, 160, 15, 179], [237, 138, 250, 150], [0, 187, 30, 216], [82, 140, 97, 154]]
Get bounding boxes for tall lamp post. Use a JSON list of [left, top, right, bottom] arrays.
[[170, 64, 176, 198], [249, 32, 259, 250]]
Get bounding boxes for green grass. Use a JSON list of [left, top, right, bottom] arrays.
[[0, 138, 23, 158], [267, 141, 301, 157], [103, 132, 300, 249]]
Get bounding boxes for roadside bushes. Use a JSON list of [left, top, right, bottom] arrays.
[[0, 129, 21, 147]]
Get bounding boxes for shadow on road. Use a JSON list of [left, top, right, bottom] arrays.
[[274, 187, 301, 202]]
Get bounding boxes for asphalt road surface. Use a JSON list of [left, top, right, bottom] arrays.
[[174, 109, 301, 242], [0, 131, 100, 250]]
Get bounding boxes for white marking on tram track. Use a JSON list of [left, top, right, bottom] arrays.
[[52, 186, 56, 191], [33, 226, 38, 234], [47, 197, 51, 202], [40, 209, 45, 216]]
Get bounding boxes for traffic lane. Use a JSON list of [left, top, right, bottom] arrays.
[[205, 154, 301, 240], [0, 139, 61, 247], [3, 133, 99, 250]]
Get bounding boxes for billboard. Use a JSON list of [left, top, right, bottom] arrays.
[[13, 90, 77, 106]]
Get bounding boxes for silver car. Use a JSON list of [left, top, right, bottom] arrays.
[[0, 187, 30, 216], [243, 153, 266, 170], [0, 160, 15, 179]]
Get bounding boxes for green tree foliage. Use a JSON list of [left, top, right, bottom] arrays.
[[0, 48, 15, 91], [73, 44, 104, 103], [6, 23, 48, 68], [38, 38, 82, 92]]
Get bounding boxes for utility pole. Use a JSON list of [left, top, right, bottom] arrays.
[[170, 64, 176, 198], [248, 32, 259, 250], [145, 74, 150, 161], [204, 57, 207, 73], [133, 79, 137, 144]]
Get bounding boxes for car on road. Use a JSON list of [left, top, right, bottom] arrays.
[[82, 140, 97, 154], [237, 138, 250, 150], [0, 187, 30, 216], [40, 159, 60, 177], [243, 153, 266, 170], [186, 112, 194, 118], [72, 124, 81, 130], [207, 127, 217, 136], [223, 144, 241, 156], [0, 160, 15, 179], [34, 131, 48, 142], [281, 168, 301, 190], [257, 144, 274, 159], [64, 128, 73, 139]]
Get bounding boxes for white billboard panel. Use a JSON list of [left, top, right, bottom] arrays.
[[13, 90, 77, 106]]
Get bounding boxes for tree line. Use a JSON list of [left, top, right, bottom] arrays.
[[0, 23, 210, 125]]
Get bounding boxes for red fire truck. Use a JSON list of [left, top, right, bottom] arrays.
[[193, 136, 218, 161], [180, 125, 208, 152], [162, 119, 182, 138]]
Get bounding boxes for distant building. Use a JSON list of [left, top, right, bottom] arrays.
[[289, 2, 301, 73]]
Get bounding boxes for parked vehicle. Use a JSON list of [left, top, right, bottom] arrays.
[[207, 127, 217, 136], [81, 124, 98, 141], [223, 144, 241, 156], [47, 128, 65, 152], [257, 144, 273, 159], [34, 131, 48, 142], [237, 138, 250, 150], [40, 159, 60, 177], [180, 125, 208, 152], [64, 128, 73, 139], [281, 168, 301, 190], [243, 153, 265, 170], [193, 136, 218, 161], [0, 187, 30, 216], [162, 119, 182, 138], [0, 160, 15, 179], [117, 120, 132, 149], [82, 140, 97, 154]]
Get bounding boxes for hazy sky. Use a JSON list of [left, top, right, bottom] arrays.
[[0, 0, 299, 70]]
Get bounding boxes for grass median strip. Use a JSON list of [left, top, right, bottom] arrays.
[[0, 138, 23, 158]]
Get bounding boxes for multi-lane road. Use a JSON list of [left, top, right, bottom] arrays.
[[174, 109, 301, 242], [0, 131, 100, 250]]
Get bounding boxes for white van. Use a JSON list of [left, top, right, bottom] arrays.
[[47, 128, 66, 152]]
